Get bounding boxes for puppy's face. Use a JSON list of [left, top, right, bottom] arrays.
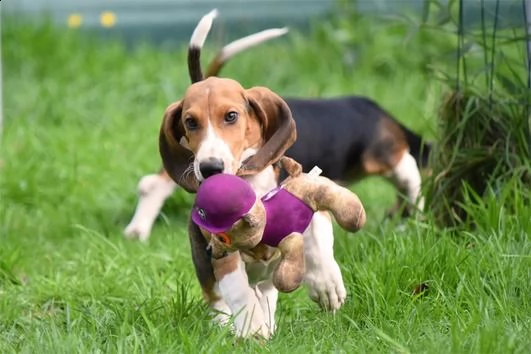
[[159, 76, 296, 192], [180, 78, 263, 181]]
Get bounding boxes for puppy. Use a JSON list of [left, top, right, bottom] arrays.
[[156, 10, 350, 338], [125, 13, 430, 241], [125, 12, 290, 241]]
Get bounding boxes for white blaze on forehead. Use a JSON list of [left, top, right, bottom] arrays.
[[194, 121, 235, 180]]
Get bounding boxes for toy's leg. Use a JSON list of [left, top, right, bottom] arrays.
[[124, 170, 177, 241], [212, 253, 270, 339], [275, 232, 305, 292], [302, 211, 346, 311]]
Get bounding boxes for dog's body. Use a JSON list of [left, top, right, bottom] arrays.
[[125, 88, 430, 241], [283, 96, 429, 181], [125, 9, 430, 339], [148, 10, 372, 339]]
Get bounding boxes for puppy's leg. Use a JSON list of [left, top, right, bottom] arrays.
[[212, 253, 269, 339], [207, 283, 231, 326], [256, 280, 278, 335], [388, 151, 424, 213], [303, 211, 347, 312], [188, 219, 233, 327], [124, 169, 177, 241]]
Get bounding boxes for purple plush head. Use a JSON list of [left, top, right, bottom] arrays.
[[191, 174, 257, 233]]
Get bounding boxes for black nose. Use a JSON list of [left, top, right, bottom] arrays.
[[199, 158, 225, 179]]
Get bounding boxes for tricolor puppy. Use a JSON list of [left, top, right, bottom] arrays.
[[156, 10, 349, 339], [125, 12, 291, 240], [124, 12, 431, 241]]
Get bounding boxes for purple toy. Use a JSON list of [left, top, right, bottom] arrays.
[[191, 157, 366, 293]]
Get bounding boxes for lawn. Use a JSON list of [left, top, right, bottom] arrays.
[[1, 10, 530, 354]]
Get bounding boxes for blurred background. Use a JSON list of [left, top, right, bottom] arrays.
[[1, 0, 529, 243], [1, 1, 531, 352], [2, 0, 526, 45]]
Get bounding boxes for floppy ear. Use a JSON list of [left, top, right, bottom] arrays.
[[238, 87, 297, 176], [159, 101, 199, 193]]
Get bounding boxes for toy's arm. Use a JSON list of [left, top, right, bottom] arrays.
[[278, 156, 303, 177], [279, 156, 322, 179]]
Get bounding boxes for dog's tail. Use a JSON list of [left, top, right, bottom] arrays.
[[204, 27, 289, 77], [188, 9, 218, 83], [188, 9, 288, 83]]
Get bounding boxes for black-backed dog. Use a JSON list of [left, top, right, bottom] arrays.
[[125, 12, 431, 241]]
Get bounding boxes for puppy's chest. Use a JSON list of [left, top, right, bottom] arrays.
[[243, 166, 278, 198], [241, 244, 281, 285]]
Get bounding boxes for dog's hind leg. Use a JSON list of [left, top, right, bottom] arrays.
[[361, 119, 425, 218], [124, 169, 177, 241], [387, 150, 424, 214], [302, 211, 347, 311]]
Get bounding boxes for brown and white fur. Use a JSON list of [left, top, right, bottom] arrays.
[[125, 11, 290, 241], [125, 14, 430, 242], [154, 10, 349, 339]]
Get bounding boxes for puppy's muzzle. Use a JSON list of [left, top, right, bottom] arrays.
[[199, 158, 225, 179]]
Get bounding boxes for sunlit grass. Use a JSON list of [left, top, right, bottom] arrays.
[[1, 12, 530, 353]]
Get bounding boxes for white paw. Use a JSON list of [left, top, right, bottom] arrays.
[[123, 174, 177, 242], [304, 259, 347, 312], [124, 221, 152, 242], [212, 298, 271, 340], [231, 301, 270, 340], [234, 316, 272, 340], [211, 299, 232, 327]]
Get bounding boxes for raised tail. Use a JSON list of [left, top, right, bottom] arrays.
[[188, 9, 218, 83], [205, 27, 289, 77], [187, 9, 289, 84]]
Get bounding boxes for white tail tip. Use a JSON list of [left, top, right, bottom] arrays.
[[190, 9, 219, 48], [219, 27, 289, 61]]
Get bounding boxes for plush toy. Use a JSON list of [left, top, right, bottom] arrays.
[[191, 157, 366, 293]]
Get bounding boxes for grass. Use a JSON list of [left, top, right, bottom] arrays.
[[424, 0, 531, 228], [1, 9, 530, 353]]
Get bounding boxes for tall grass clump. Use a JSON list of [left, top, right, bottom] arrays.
[[424, 0, 531, 228]]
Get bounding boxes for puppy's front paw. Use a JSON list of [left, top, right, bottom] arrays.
[[124, 221, 152, 241], [233, 311, 271, 340], [123, 173, 176, 241], [304, 259, 347, 312]]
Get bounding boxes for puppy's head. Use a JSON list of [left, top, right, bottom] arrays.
[[159, 77, 297, 192]]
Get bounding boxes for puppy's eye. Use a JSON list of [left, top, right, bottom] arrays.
[[224, 111, 239, 124], [184, 118, 199, 130]]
